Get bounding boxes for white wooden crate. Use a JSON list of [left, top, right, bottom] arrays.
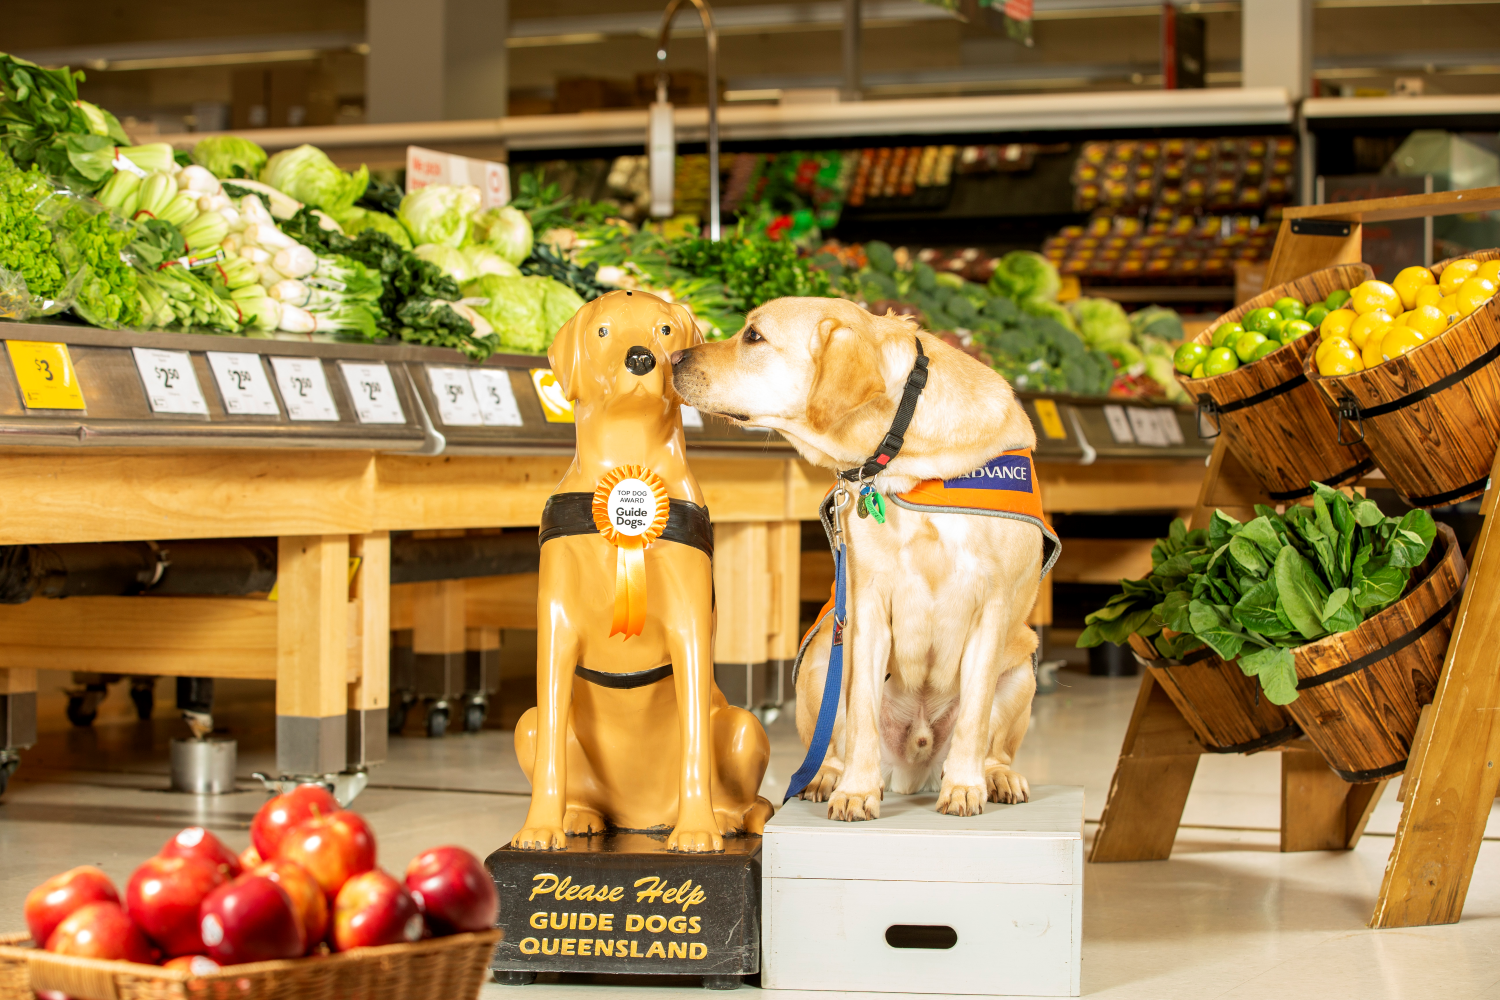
[[762, 787, 1083, 997]]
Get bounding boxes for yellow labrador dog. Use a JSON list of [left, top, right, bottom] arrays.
[[671, 298, 1048, 821]]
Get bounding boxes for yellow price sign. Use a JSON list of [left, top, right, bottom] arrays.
[[530, 368, 574, 424], [1031, 398, 1067, 440], [7, 341, 86, 410]]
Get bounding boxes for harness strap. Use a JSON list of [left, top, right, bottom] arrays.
[[784, 537, 847, 803], [539, 491, 714, 558], [576, 663, 673, 689], [838, 337, 929, 482]]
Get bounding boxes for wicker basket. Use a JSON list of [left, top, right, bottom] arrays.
[[1177, 263, 1376, 500], [1129, 638, 1301, 754], [1305, 249, 1500, 508], [1287, 523, 1466, 783], [0, 929, 501, 1000]]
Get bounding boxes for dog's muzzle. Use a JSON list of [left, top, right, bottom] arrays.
[[625, 345, 657, 376]]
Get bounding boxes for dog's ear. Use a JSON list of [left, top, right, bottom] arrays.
[[669, 302, 706, 351], [546, 302, 587, 402], [806, 316, 886, 433]]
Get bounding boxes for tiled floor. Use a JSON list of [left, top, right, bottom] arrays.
[[2, 669, 1498, 998]]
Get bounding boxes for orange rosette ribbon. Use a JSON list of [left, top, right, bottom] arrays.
[[592, 465, 671, 638]]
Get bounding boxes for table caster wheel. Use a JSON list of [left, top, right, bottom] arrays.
[[388, 697, 411, 734], [0, 754, 18, 798], [464, 699, 487, 733], [426, 704, 449, 739], [130, 683, 155, 720], [702, 975, 741, 990], [493, 970, 536, 986], [66, 695, 97, 728]]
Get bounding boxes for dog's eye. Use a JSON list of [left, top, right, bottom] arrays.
[[597, 326, 609, 338], [662, 325, 670, 334], [744, 327, 763, 344]]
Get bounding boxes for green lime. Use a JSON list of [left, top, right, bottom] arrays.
[[1173, 342, 1209, 375], [1280, 319, 1315, 342], [1211, 321, 1245, 348], [1234, 330, 1269, 362], [1251, 340, 1281, 360], [1190, 363, 1205, 378], [1273, 296, 1305, 320], [1265, 318, 1287, 342], [1305, 304, 1329, 328], [1325, 289, 1352, 310], [1243, 307, 1282, 335], [1204, 346, 1239, 376]]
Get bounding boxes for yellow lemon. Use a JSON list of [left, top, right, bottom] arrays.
[[1415, 284, 1445, 309], [1316, 338, 1362, 376], [1379, 326, 1425, 361], [1316, 335, 1354, 366], [1392, 265, 1437, 310], [1478, 260, 1500, 284], [1439, 258, 1479, 294], [1350, 279, 1402, 316], [1361, 328, 1390, 369], [1404, 304, 1446, 337], [1319, 307, 1357, 340], [1437, 295, 1462, 326], [1456, 276, 1497, 317], [1348, 310, 1392, 349]]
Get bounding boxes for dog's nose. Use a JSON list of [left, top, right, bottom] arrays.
[[625, 345, 657, 376], [670, 350, 685, 365]]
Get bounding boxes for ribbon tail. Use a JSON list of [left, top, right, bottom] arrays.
[[610, 541, 648, 639]]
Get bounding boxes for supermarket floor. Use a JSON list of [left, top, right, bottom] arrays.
[[3, 670, 1499, 1000]]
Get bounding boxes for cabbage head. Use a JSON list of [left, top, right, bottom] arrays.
[[413, 244, 475, 283], [1069, 296, 1132, 348], [399, 184, 481, 248], [469, 205, 533, 265], [334, 207, 411, 249], [463, 245, 521, 278], [260, 144, 369, 214], [462, 274, 581, 354], [193, 136, 267, 180], [988, 251, 1061, 305]]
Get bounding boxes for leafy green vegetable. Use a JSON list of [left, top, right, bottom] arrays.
[[338, 207, 412, 250], [192, 136, 267, 180], [470, 205, 533, 265], [669, 222, 834, 316], [398, 184, 480, 248], [52, 200, 139, 329], [0, 155, 67, 305], [461, 273, 580, 355], [988, 251, 1061, 305], [0, 54, 129, 191], [261, 144, 369, 215]]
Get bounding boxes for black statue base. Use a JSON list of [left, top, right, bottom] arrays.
[[486, 831, 761, 987]]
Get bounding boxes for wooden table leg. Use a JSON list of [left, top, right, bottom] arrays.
[[347, 532, 389, 770], [1279, 748, 1390, 852], [713, 521, 771, 710], [411, 579, 466, 735], [277, 535, 351, 777], [765, 520, 802, 708], [1372, 460, 1500, 927], [1089, 673, 1205, 862]]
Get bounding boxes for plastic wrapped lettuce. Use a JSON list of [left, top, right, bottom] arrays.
[[469, 205, 533, 265], [462, 273, 581, 354], [413, 244, 475, 283], [988, 250, 1061, 306], [338, 207, 412, 250], [463, 245, 521, 278], [1069, 296, 1132, 348], [192, 136, 267, 180], [399, 184, 481, 248], [260, 144, 369, 215]]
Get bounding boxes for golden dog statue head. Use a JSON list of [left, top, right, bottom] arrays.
[[549, 289, 703, 412]]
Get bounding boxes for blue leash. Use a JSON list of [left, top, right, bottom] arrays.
[[782, 493, 851, 802]]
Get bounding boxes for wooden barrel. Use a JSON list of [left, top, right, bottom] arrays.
[[1131, 642, 1301, 754], [1305, 249, 1500, 507], [1287, 522, 1466, 782], [1177, 263, 1376, 501]]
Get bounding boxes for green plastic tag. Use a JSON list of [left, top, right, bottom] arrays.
[[862, 489, 887, 525]]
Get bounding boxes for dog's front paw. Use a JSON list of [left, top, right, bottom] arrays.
[[936, 782, 985, 817], [667, 824, 725, 853], [564, 807, 606, 835], [511, 825, 568, 850], [800, 764, 843, 802], [828, 788, 881, 821], [985, 765, 1031, 804]]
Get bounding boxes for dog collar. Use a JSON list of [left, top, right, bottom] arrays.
[[837, 336, 929, 483]]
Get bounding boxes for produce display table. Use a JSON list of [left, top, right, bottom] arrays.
[[0, 320, 1212, 799]]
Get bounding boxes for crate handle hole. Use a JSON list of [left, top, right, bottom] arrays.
[[884, 925, 957, 949]]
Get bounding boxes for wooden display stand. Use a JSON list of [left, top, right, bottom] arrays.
[[1091, 186, 1500, 930]]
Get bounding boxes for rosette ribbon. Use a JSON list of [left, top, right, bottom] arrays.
[[591, 465, 670, 638]]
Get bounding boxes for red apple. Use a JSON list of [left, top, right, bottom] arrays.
[[279, 811, 376, 898], [25, 866, 120, 948], [46, 901, 156, 964], [332, 870, 422, 951], [125, 855, 228, 957], [404, 847, 497, 935], [198, 874, 304, 965], [160, 828, 242, 879], [253, 859, 329, 950], [239, 845, 262, 870], [163, 955, 221, 976], [250, 785, 338, 861]]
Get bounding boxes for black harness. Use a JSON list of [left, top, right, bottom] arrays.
[[538, 491, 714, 690], [837, 336, 930, 482]]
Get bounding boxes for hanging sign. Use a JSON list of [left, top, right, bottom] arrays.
[[592, 465, 670, 638]]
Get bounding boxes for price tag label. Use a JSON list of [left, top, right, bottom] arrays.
[[270, 357, 339, 421], [339, 362, 406, 424], [6, 341, 86, 410], [1127, 407, 1168, 447], [426, 366, 483, 427], [681, 405, 704, 429], [1159, 409, 1184, 446], [405, 146, 510, 207], [1031, 398, 1067, 440], [530, 368, 575, 424], [471, 369, 525, 427], [207, 352, 280, 416], [131, 348, 208, 415], [1102, 404, 1135, 444]]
